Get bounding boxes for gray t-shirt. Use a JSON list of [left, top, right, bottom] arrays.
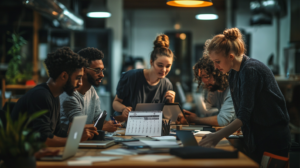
[[198, 87, 236, 126], [60, 86, 102, 132], [113, 69, 173, 117]]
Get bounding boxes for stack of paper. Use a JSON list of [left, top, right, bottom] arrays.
[[140, 141, 179, 148], [193, 131, 212, 137], [151, 136, 176, 141], [68, 156, 122, 165], [131, 155, 175, 162], [77, 156, 122, 162], [101, 149, 138, 155]]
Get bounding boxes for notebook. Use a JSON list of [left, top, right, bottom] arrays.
[[79, 140, 115, 148]]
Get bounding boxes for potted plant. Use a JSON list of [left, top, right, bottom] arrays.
[[0, 108, 47, 168], [5, 33, 32, 84]]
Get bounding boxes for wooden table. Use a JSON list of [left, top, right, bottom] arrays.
[[36, 135, 258, 168]]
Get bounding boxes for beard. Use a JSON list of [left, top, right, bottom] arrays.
[[205, 84, 221, 92], [63, 78, 78, 96], [87, 73, 103, 87]]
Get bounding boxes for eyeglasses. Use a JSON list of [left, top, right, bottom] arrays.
[[86, 67, 106, 74]]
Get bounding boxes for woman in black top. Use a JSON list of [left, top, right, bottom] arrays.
[[113, 35, 175, 121], [199, 28, 291, 164]]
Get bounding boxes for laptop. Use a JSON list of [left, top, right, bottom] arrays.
[[163, 103, 188, 124], [176, 130, 198, 147], [40, 115, 87, 161], [135, 103, 164, 111], [135, 103, 187, 124]]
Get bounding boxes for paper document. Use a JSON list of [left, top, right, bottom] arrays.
[[68, 160, 92, 166], [76, 156, 122, 162], [126, 111, 162, 136], [101, 149, 138, 155], [151, 136, 176, 141], [193, 131, 212, 137], [140, 140, 179, 148], [131, 155, 175, 161]]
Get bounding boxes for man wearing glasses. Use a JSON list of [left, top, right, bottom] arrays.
[[60, 47, 120, 135]]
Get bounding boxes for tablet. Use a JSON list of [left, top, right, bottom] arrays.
[[163, 103, 188, 124], [94, 110, 107, 130]]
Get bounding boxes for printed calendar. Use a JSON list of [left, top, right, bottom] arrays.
[[125, 111, 162, 137]]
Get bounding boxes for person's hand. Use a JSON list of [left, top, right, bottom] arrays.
[[81, 125, 98, 141], [183, 109, 198, 123], [84, 124, 95, 129], [34, 148, 60, 160], [165, 90, 176, 103], [121, 106, 132, 118], [198, 133, 222, 148], [102, 120, 122, 132], [176, 113, 189, 125]]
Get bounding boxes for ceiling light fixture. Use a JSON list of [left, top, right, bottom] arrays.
[[166, 0, 213, 8], [87, 0, 111, 18], [195, 6, 218, 20]]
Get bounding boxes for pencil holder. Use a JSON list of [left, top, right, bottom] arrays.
[[92, 130, 105, 140], [161, 119, 171, 136]]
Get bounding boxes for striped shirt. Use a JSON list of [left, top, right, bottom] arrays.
[[229, 55, 291, 153]]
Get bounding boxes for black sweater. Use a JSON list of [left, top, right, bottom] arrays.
[[229, 55, 291, 153], [11, 83, 64, 141]]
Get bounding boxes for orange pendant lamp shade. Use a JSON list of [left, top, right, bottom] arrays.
[[166, 0, 213, 7]]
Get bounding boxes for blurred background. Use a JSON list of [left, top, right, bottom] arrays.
[[0, 0, 299, 142]]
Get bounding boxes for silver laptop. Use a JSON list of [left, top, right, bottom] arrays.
[[135, 103, 187, 124], [79, 140, 115, 148], [40, 115, 87, 161]]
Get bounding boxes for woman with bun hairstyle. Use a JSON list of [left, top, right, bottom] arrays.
[[112, 34, 175, 121], [199, 28, 291, 164]]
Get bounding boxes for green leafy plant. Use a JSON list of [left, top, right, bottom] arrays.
[[0, 108, 48, 159], [5, 33, 32, 84]]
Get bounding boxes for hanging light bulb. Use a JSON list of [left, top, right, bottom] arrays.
[[166, 0, 213, 8]]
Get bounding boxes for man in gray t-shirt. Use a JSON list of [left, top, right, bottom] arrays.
[[60, 87, 102, 132], [60, 48, 120, 134], [182, 56, 235, 126]]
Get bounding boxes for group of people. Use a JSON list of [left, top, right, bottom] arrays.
[[10, 27, 291, 164]]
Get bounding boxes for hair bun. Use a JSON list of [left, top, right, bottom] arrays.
[[223, 28, 242, 41], [153, 34, 169, 49]]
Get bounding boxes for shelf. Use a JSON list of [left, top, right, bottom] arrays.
[[5, 85, 35, 90]]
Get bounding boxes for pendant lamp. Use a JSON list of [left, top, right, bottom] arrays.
[[166, 0, 213, 8], [195, 6, 218, 20], [87, 0, 111, 18]]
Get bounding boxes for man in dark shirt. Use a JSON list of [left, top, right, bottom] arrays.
[[11, 47, 98, 147]]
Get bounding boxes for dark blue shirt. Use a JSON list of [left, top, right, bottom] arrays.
[[229, 55, 291, 153], [114, 69, 173, 116]]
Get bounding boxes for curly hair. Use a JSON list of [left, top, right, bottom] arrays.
[[77, 47, 104, 64], [193, 56, 229, 91], [44, 47, 87, 80]]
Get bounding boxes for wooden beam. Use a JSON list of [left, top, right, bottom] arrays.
[[32, 11, 40, 83]]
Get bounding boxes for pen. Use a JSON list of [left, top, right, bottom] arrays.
[[110, 115, 118, 124]]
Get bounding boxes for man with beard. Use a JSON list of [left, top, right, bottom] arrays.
[[182, 56, 235, 126], [11, 47, 98, 147], [60, 47, 121, 134]]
